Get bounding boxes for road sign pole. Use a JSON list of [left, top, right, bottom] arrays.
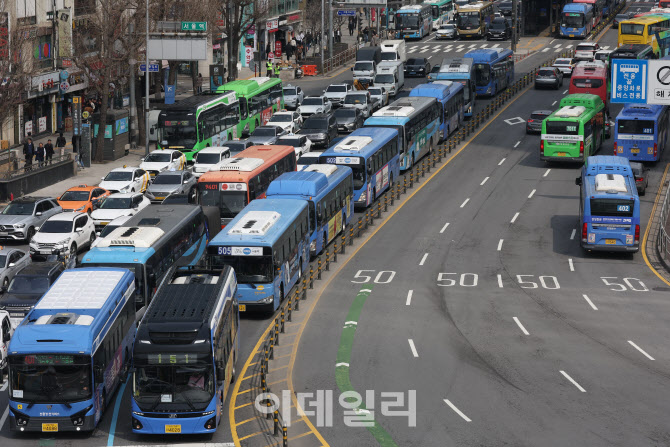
[[145, 0, 149, 156]]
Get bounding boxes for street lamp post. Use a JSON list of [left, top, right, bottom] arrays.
[[144, 0, 150, 156]]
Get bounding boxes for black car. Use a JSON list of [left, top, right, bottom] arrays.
[[498, 1, 513, 16], [334, 108, 364, 133], [526, 110, 552, 134], [298, 112, 338, 148], [0, 262, 65, 326], [487, 18, 510, 40], [224, 139, 253, 156], [405, 58, 431, 77], [630, 162, 649, 195], [613, 12, 634, 28]]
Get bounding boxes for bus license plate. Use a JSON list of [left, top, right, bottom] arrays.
[[42, 423, 58, 432], [605, 239, 617, 245], [631, 148, 640, 154], [239, 304, 246, 312], [557, 152, 567, 156], [165, 424, 181, 433], [569, 34, 574, 37]]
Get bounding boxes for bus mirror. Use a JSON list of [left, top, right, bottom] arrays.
[[367, 165, 373, 176], [575, 177, 582, 186]]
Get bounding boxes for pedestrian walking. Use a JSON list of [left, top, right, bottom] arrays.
[[23, 137, 34, 171], [196, 73, 203, 94], [267, 60, 274, 77], [336, 28, 342, 43], [55, 131, 66, 157], [35, 143, 45, 167], [44, 139, 54, 165]]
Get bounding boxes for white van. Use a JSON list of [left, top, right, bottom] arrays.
[[193, 146, 232, 177]]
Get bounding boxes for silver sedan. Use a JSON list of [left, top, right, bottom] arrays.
[[145, 170, 198, 203], [0, 248, 31, 290]]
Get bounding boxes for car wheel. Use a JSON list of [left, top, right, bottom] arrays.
[[89, 232, 96, 247], [131, 188, 135, 193], [70, 242, 77, 256], [26, 227, 35, 242], [2, 277, 8, 289]]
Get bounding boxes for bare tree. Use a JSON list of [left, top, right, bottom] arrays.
[[217, 0, 265, 80]]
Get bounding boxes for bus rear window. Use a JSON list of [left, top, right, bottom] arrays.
[[617, 119, 654, 135], [572, 78, 603, 88], [620, 24, 644, 35], [546, 121, 579, 135], [590, 199, 634, 217]]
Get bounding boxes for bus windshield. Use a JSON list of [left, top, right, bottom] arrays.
[[620, 23, 644, 35], [457, 13, 480, 28], [590, 198, 635, 217], [212, 255, 274, 283], [9, 355, 92, 403], [159, 119, 197, 148], [473, 64, 491, 87], [562, 13, 585, 28], [199, 189, 248, 219], [396, 14, 419, 29], [546, 121, 579, 135], [134, 363, 214, 411], [617, 119, 654, 135]]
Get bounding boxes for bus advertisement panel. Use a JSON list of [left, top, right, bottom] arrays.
[[423, 0, 454, 29], [464, 48, 514, 97], [614, 103, 669, 162], [573, 0, 604, 26], [216, 77, 284, 137]]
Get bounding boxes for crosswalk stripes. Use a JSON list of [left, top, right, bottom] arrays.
[[420, 47, 430, 53]]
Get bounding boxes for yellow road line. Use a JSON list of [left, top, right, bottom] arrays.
[[641, 163, 670, 287], [239, 430, 263, 441], [235, 415, 261, 426], [234, 402, 253, 410], [288, 430, 318, 441]]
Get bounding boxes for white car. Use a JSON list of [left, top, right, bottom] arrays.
[[193, 147, 231, 177], [139, 149, 186, 178], [552, 58, 576, 76], [266, 111, 303, 133], [90, 193, 151, 232], [574, 42, 600, 60], [368, 87, 389, 110], [297, 96, 332, 118], [297, 152, 322, 171], [29, 212, 96, 259], [99, 166, 150, 193], [436, 23, 457, 39], [323, 84, 353, 107], [594, 49, 613, 66], [277, 135, 313, 158]]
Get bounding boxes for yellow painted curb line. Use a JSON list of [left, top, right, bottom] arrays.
[[641, 162, 670, 287]]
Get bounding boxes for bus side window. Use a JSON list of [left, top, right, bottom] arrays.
[[308, 202, 316, 229], [584, 121, 593, 140], [240, 98, 248, 120]]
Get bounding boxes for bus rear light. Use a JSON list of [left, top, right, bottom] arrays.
[[582, 222, 588, 243], [613, 142, 617, 154], [579, 141, 584, 157], [654, 143, 657, 158], [540, 140, 544, 152], [635, 224, 640, 244]]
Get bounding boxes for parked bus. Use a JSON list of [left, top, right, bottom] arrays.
[[409, 82, 464, 140], [395, 4, 433, 39], [575, 155, 640, 253], [434, 57, 476, 118], [614, 103, 669, 162], [456, 1, 494, 39], [464, 48, 514, 97], [207, 198, 310, 313], [197, 145, 297, 227], [560, 3, 595, 38], [610, 43, 656, 60], [81, 204, 216, 308], [364, 97, 441, 171], [266, 165, 353, 257], [156, 91, 240, 163], [618, 15, 670, 57], [573, 0, 604, 27], [8, 268, 135, 432], [319, 128, 400, 208], [131, 266, 238, 434], [541, 94, 606, 163], [216, 77, 284, 137], [424, 0, 454, 29], [569, 62, 609, 110]]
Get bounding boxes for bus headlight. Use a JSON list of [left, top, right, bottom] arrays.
[[358, 191, 367, 202], [310, 240, 317, 253], [259, 295, 274, 304]]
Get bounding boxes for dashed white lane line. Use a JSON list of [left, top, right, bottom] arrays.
[[406, 290, 413, 306], [543, 168, 551, 177], [560, 370, 586, 392], [513, 317, 530, 335], [0, 406, 8, 429], [497, 274, 503, 288], [440, 222, 450, 233], [460, 198, 470, 208], [408, 339, 419, 357], [570, 228, 576, 240], [514, 141, 520, 148], [568, 258, 575, 272], [552, 100, 557, 106], [541, 48, 549, 52], [563, 89, 568, 94], [480, 176, 489, 186], [628, 340, 655, 360], [497, 239, 504, 251], [511, 212, 520, 223], [582, 294, 598, 310], [498, 158, 506, 165], [419, 253, 429, 266], [528, 189, 536, 199], [443, 399, 472, 422]]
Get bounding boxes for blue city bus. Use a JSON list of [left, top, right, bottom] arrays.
[[364, 97, 441, 171], [207, 198, 310, 313], [434, 57, 476, 118], [614, 103, 669, 162], [81, 204, 217, 308], [319, 128, 401, 208], [576, 155, 640, 253], [464, 48, 514, 97], [131, 266, 238, 434], [8, 268, 135, 432], [560, 3, 594, 38], [266, 165, 354, 257], [396, 4, 432, 39], [409, 82, 464, 141]]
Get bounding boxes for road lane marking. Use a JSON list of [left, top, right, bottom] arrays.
[[0, 406, 8, 429], [560, 370, 586, 392], [443, 399, 472, 422], [408, 339, 419, 357], [107, 381, 128, 446], [419, 253, 429, 266], [497, 274, 503, 288], [528, 189, 536, 198], [497, 239, 504, 251], [440, 222, 450, 233], [641, 163, 670, 288], [570, 228, 576, 240], [513, 317, 529, 335], [460, 198, 470, 208], [582, 294, 598, 310], [541, 48, 549, 52], [563, 89, 568, 94], [552, 100, 557, 106], [480, 176, 489, 185], [568, 258, 575, 272], [514, 141, 520, 148], [543, 168, 551, 177], [406, 290, 413, 306], [628, 340, 655, 360], [511, 212, 519, 223], [498, 157, 506, 165]]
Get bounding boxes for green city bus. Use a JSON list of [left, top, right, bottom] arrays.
[[216, 76, 284, 137], [541, 94, 606, 163], [157, 90, 240, 162]]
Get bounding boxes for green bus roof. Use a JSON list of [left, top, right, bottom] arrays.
[[559, 93, 604, 111], [216, 77, 281, 97]]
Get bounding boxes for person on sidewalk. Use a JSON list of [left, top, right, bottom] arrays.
[[196, 73, 203, 94], [44, 139, 54, 165], [55, 132, 66, 153], [35, 143, 45, 167], [23, 138, 34, 172], [267, 60, 274, 77]]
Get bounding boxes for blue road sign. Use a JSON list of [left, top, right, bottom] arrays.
[[337, 10, 356, 16], [611, 59, 648, 104], [139, 63, 160, 72]]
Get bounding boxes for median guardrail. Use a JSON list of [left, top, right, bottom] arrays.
[[656, 180, 670, 268]]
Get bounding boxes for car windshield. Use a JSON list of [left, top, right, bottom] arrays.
[[99, 197, 132, 209], [279, 137, 302, 146], [531, 112, 550, 120], [9, 355, 92, 404], [554, 60, 571, 65], [538, 69, 556, 76], [269, 115, 293, 122], [39, 220, 73, 233], [59, 191, 90, 201], [345, 95, 367, 104], [326, 85, 347, 92], [152, 175, 181, 185], [211, 255, 274, 283], [196, 153, 222, 164], [335, 109, 357, 118], [133, 363, 214, 412], [2, 202, 35, 216], [375, 74, 395, 84], [224, 142, 247, 156], [615, 14, 628, 20], [302, 98, 323, 106], [145, 153, 172, 163], [103, 171, 133, 181], [368, 88, 382, 95], [576, 44, 595, 52], [490, 21, 506, 29], [252, 128, 277, 136], [620, 23, 644, 35], [354, 62, 374, 71], [8, 276, 49, 294], [440, 24, 454, 30], [283, 88, 297, 96]]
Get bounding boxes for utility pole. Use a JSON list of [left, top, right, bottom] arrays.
[[128, 23, 136, 150], [321, 0, 325, 73], [511, 0, 518, 52], [144, 0, 150, 156], [329, 0, 333, 60]]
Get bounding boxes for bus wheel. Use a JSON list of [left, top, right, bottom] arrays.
[[298, 260, 303, 280], [189, 188, 198, 202], [280, 285, 285, 303], [230, 365, 236, 383]]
